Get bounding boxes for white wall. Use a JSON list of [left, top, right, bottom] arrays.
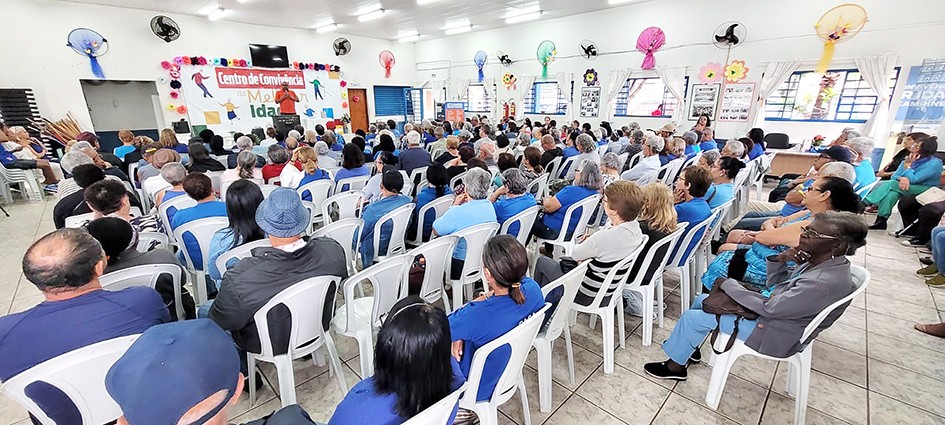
[[413, 0, 945, 145], [80, 80, 160, 131], [3, 0, 416, 132]]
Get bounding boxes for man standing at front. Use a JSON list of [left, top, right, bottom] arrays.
[[275, 82, 299, 115]]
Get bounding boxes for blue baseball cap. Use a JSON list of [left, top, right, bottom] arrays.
[[255, 187, 310, 238], [105, 320, 240, 424]]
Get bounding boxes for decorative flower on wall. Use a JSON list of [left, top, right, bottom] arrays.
[[699, 62, 723, 83], [724, 60, 749, 83], [502, 73, 517, 90], [583, 68, 599, 86]]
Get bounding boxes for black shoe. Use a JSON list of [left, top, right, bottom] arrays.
[[921, 256, 934, 266], [869, 217, 888, 230], [688, 348, 702, 365], [643, 361, 688, 381]]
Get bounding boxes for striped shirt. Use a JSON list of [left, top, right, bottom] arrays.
[[571, 221, 646, 307]]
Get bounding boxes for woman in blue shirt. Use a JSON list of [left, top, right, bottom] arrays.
[[671, 167, 713, 263], [448, 236, 545, 402], [864, 137, 943, 229], [410, 163, 452, 242], [704, 156, 745, 209], [846, 136, 877, 191], [335, 143, 371, 190], [531, 162, 603, 241], [359, 169, 412, 267], [330, 296, 464, 425], [746, 127, 765, 160], [295, 146, 331, 201], [489, 168, 536, 239], [206, 180, 265, 286]]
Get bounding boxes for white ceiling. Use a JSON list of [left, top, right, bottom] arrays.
[[56, 0, 655, 41]]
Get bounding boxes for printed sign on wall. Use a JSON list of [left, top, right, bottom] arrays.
[[895, 58, 945, 126], [718, 82, 755, 122], [580, 86, 602, 118], [688, 83, 720, 120]]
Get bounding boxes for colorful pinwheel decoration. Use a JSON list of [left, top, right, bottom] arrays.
[[636, 27, 665, 70], [474, 51, 488, 83], [814, 4, 868, 74], [66, 28, 109, 79], [536, 40, 557, 79], [379, 50, 396, 79], [583, 69, 599, 86], [699, 62, 723, 83], [724, 60, 749, 83]]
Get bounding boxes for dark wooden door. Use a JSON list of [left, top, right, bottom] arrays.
[[348, 88, 369, 134]]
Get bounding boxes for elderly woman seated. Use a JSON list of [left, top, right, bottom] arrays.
[[865, 135, 942, 230], [489, 168, 537, 239], [644, 211, 867, 380], [563, 133, 601, 180], [433, 168, 498, 278], [703, 177, 861, 290], [531, 162, 604, 244]]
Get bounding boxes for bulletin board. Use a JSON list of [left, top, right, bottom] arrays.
[[580, 86, 602, 118], [718, 82, 756, 122]]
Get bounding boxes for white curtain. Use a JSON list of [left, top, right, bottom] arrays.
[[450, 78, 470, 101], [748, 60, 801, 129], [555, 72, 574, 121], [515, 75, 537, 120], [655, 66, 689, 127], [602, 69, 632, 121], [429, 80, 447, 103], [855, 53, 899, 139]]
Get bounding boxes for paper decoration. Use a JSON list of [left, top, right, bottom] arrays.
[[536, 40, 557, 78], [688, 84, 720, 120], [203, 111, 221, 125], [502, 73, 517, 90], [176, 105, 188, 114], [583, 69, 599, 86], [815, 4, 868, 74], [379, 50, 395, 78], [724, 60, 749, 83], [474, 51, 488, 83], [636, 27, 665, 70], [718, 82, 756, 122], [580, 86, 602, 118], [323, 108, 334, 119], [67, 28, 109, 79], [699, 63, 723, 83]]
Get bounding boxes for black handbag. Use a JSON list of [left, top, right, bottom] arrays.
[[702, 282, 759, 354]]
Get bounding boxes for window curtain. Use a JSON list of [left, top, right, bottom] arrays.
[[654, 66, 688, 127], [748, 60, 801, 129], [429, 80, 447, 103], [555, 72, 574, 121], [602, 69, 632, 120], [854, 53, 899, 139], [450, 78, 470, 101], [515, 76, 537, 120]]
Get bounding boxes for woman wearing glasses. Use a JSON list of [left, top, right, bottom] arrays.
[[644, 210, 867, 380]]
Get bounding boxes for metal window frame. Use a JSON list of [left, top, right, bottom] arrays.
[[764, 67, 901, 124], [613, 76, 689, 118]]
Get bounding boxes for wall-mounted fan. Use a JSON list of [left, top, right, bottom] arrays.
[[150, 15, 180, 43], [578, 39, 598, 60], [333, 37, 351, 56], [713, 22, 746, 50], [497, 50, 512, 67]]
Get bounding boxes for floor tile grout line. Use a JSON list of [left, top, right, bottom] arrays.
[[866, 357, 945, 420]]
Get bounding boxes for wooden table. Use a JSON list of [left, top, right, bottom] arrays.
[[768, 150, 819, 177]]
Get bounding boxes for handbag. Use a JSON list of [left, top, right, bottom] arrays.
[[559, 256, 579, 273], [702, 282, 759, 354]]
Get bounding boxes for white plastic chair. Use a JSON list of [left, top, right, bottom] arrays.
[[335, 175, 370, 194], [694, 200, 737, 285], [136, 232, 169, 252], [220, 178, 263, 199], [704, 265, 871, 425], [313, 218, 364, 278], [626, 151, 643, 170], [142, 176, 172, 203], [258, 184, 280, 198], [322, 191, 363, 225], [408, 166, 428, 195], [622, 223, 687, 346], [407, 195, 455, 246], [525, 173, 549, 199], [406, 236, 459, 308], [665, 212, 718, 314], [447, 222, 500, 311], [99, 264, 186, 321], [530, 194, 601, 268], [206, 171, 224, 194], [158, 195, 197, 237], [544, 157, 563, 182], [557, 156, 577, 179], [331, 254, 412, 377], [403, 384, 467, 425], [855, 179, 879, 198], [370, 203, 416, 263], [532, 262, 589, 412], [571, 240, 648, 374], [213, 239, 273, 280], [401, 181, 415, 199], [0, 335, 139, 424], [458, 304, 550, 425], [172, 217, 229, 305], [247, 275, 346, 407], [297, 179, 333, 225], [752, 152, 776, 200], [449, 171, 467, 190], [658, 158, 685, 185], [500, 205, 540, 247], [0, 164, 43, 202]]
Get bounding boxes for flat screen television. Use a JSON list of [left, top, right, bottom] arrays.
[[248, 44, 289, 68]]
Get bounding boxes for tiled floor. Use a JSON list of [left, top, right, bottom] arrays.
[[1, 192, 944, 425]]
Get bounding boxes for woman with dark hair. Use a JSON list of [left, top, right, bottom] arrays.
[[448, 235, 544, 402], [446, 145, 476, 179], [208, 135, 230, 156], [747, 128, 765, 159], [671, 166, 713, 261], [335, 143, 371, 185], [522, 146, 544, 177], [705, 156, 746, 208], [491, 152, 517, 187], [373, 133, 399, 159], [494, 133, 512, 156], [186, 143, 226, 173], [864, 136, 943, 229], [207, 180, 265, 284], [411, 163, 453, 241], [878, 132, 926, 180], [363, 151, 399, 203], [330, 296, 464, 424], [691, 114, 712, 133]]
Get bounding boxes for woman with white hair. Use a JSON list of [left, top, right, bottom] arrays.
[[845, 137, 877, 190], [226, 136, 265, 169], [154, 162, 188, 208], [600, 153, 622, 187], [565, 133, 602, 180], [222, 150, 263, 184], [433, 167, 498, 278], [721, 139, 746, 160], [532, 161, 603, 243], [314, 141, 340, 168], [489, 168, 537, 238]]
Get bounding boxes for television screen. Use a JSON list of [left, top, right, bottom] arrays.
[[248, 44, 289, 68]]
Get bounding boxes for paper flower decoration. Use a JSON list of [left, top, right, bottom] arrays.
[[198, 57, 208, 65], [699, 63, 723, 83], [636, 27, 666, 70], [340, 81, 347, 88], [169, 80, 182, 89], [182, 56, 191, 65], [342, 92, 348, 100], [176, 105, 187, 114], [169, 70, 181, 79], [724, 60, 749, 83], [583, 69, 599, 86], [160, 61, 172, 70], [169, 91, 179, 99], [239, 59, 247, 67], [502, 73, 517, 90], [379, 50, 396, 78], [167, 104, 175, 110], [174, 57, 184, 65], [342, 102, 349, 108], [220, 58, 229, 66], [352, 95, 361, 102]]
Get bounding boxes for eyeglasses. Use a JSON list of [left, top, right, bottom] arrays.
[[808, 187, 824, 193], [801, 226, 837, 240]]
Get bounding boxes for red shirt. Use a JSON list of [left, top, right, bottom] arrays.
[[261, 163, 287, 184]]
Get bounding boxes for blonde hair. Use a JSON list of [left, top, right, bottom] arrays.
[[639, 183, 677, 234], [118, 129, 134, 143], [296, 146, 319, 174], [159, 128, 177, 148], [446, 135, 460, 149], [133, 135, 154, 148]]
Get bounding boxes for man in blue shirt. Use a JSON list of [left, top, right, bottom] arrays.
[[397, 131, 432, 175], [562, 131, 581, 159], [434, 168, 498, 278], [699, 128, 720, 152], [359, 169, 413, 267], [0, 228, 168, 424], [171, 173, 227, 268]]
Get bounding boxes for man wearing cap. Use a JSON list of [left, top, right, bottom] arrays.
[[209, 187, 347, 365], [359, 169, 412, 267], [766, 145, 852, 205], [106, 320, 317, 424], [0, 228, 168, 424]]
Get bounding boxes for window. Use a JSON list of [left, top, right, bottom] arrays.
[[373, 85, 409, 116], [764, 68, 900, 122], [463, 84, 493, 113], [523, 82, 571, 115], [613, 77, 687, 118]]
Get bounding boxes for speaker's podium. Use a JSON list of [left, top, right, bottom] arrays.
[[273, 115, 301, 136]]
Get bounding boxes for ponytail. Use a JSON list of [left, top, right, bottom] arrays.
[[303, 158, 317, 174], [509, 282, 525, 304]]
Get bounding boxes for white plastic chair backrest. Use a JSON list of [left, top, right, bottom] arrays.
[[668, 211, 718, 268], [525, 173, 548, 198], [460, 304, 550, 404], [411, 195, 455, 245], [551, 194, 601, 243], [258, 184, 280, 198], [449, 222, 500, 281], [402, 181, 415, 198], [266, 176, 281, 185], [624, 222, 688, 289], [297, 179, 333, 206], [142, 176, 172, 202], [558, 156, 576, 179], [855, 180, 879, 198], [708, 199, 736, 238], [586, 236, 649, 310], [206, 171, 224, 193], [322, 191, 363, 225], [409, 166, 428, 186], [596, 145, 608, 157], [313, 218, 364, 274], [136, 232, 169, 252], [64, 212, 96, 228], [338, 254, 412, 332], [407, 236, 459, 303], [540, 262, 590, 340], [252, 275, 341, 358], [214, 239, 273, 279], [733, 166, 752, 189], [617, 152, 630, 169], [659, 159, 684, 185], [172, 217, 229, 271], [335, 175, 370, 193], [372, 203, 416, 260], [500, 205, 540, 246], [681, 153, 701, 171], [545, 156, 563, 181], [100, 263, 181, 292], [799, 265, 870, 344], [159, 195, 198, 232], [0, 335, 139, 424], [449, 171, 467, 190], [128, 162, 139, 188], [403, 384, 467, 425], [220, 178, 263, 199], [628, 151, 643, 169]]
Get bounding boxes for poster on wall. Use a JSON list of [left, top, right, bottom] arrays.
[[178, 65, 347, 135], [894, 58, 945, 128], [444, 102, 466, 123], [718, 82, 755, 122], [688, 84, 720, 120], [580, 86, 601, 118]]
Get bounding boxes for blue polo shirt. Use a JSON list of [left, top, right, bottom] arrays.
[[0, 144, 19, 166], [706, 182, 735, 209], [298, 170, 331, 201], [416, 186, 453, 241], [170, 200, 228, 269], [433, 199, 497, 260], [494, 194, 537, 238], [659, 154, 677, 166], [359, 194, 412, 267], [780, 180, 813, 216], [448, 278, 544, 401], [543, 186, 597, 237], [748, 143, 765, 160], [699, 140, 719, 152], [671, 197, 711, 265]]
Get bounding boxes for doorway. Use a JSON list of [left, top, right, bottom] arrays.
[[348, 88, 369, 134], [80, 80, 161, 152]]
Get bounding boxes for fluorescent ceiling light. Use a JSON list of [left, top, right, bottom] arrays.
[[505, 11, 541, 24], [357, 9, 386, 22], [444, 25, 472, 35], [417, 0, 441, 4], [207, 7, 227, 21], [315, 24, 338, 33], [608, 0, 637, 4], [198, 3, 221, 14], [502, 3, 540, 19], [399, 34, 421, 42], [235, 0, 250, 3]]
